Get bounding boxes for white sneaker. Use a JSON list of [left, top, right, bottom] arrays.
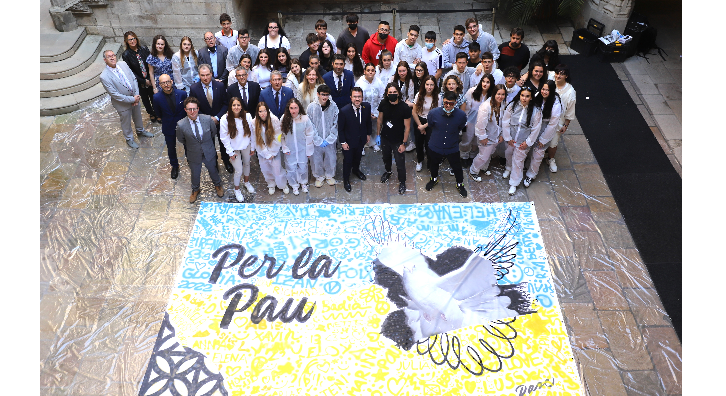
[[244, 182, 255, 194], [326, 177, 336, 186], [405, 142, 416, 152], [268, 187, 275, 195], [282, 186, 290, 194], [315, 178, 324, 188], [502, 169, 511, 179], [292, 186, 300, 195], [523, 176, 533, 188], [234, 188, 244, 202], [373, 144, 381, 152], [301, 184, 309, 193], [416, 162, 422, 172], [469, 172, 482, 182], [549, 158, 558, 173], [508, 185, 517, 195], [484, 169, 492, 176], [361, 149, 366, 156]]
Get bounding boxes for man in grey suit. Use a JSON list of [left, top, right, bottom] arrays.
[[99, 50, 153, 148], [176, 96, 226, 203]]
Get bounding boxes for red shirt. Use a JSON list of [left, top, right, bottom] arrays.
[[361, 34, 398, 66]]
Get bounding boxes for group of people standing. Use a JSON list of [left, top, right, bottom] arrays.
[[99, 12, 577, 203]]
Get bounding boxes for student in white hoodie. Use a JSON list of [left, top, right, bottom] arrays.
[[546, 64, 576, 173], [219, 97, 256, 202], [356, 63, 386, 152], [501, 86, 542, 195], [375, 50, 396, 85]]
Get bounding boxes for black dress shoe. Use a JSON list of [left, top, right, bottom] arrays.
[[398, 182, 406, 195], [224, 162, 235, 174], [380, 171, 392, 183], [170, 166, 179, 179], [354, 171, 367, 180], [344, 180, 352, 192]]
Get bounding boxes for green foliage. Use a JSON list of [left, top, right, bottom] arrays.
[[498, 0, 585, 25]]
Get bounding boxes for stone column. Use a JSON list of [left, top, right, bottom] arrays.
[[576, 0, 634, 34]]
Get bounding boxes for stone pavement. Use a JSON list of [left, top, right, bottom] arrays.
[[40, 2, 682, 395]]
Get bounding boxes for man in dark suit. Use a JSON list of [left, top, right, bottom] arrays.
[[190, 64, 232, 173], [197, 31, 229, 86], [152, 74, 188, 179], [323, 54, 355, 109], [259, 71, 294, 119], [338, 87, 371, 192], [176, 97, 225, 203], [226, 66, 260, 118]]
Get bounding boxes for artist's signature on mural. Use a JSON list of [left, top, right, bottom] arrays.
[[515, 378, 556, 395]]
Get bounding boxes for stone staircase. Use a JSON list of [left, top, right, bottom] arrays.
[[40, 27, 122, 116]]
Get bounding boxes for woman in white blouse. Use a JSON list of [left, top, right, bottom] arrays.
[[470, 84, 507, 180], [258, 20, 291, 50], [411, 75, 440, 172], [249, 49, 273, 89], [220, 97, 256, 202], [375, 50, 395, 86], [171, 36, 199, 95], [355, 63, 386, 152], [284, 59, 303, 100], [461, 74, 496, 163]]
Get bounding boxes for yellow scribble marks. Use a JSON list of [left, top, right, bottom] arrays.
[[192, 330, 210, 337]]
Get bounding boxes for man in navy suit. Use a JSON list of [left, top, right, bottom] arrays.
[[323, 54, 355, 109], [259, 71, 293, 119], [338, 87, 371, 192], [197, 31, 229, 85], [227, 67, 260, 118], [152, 74, 188, 179], [190, 64, 232, 173]]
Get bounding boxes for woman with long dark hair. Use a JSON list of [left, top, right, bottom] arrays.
[[249, 49, 273, 89], [522, 60, 546, 96], [501, 86, 542, 195], [227, 53, 253, 86], [284, 58, 303, 100], [274, 47, 292, 82], [412, 61, 429, 96], [530, 40, 561, 74], [258, 20, 290, 50], [318, 40, 335, 73], [146, 34, 174, 95], [344, 42, 365, 80], [470, 84, 507, 180], [390, 61, 415, 105], [524, 80, 562, 187], [253, 102, 288, 195], [411, 75, 440, 171], [220, 97, 255, 201], [122, 31, 157, 123], [280, 98, 315, 195], [461, 74, 497, 163], [355, 63, 386, 152]]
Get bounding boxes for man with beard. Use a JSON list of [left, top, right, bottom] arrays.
[[497, 27, 530, 72]]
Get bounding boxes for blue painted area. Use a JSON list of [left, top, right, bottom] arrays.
[[177, 203, 557, 305]]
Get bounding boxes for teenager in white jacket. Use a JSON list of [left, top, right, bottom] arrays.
[[501, 86, 542, 195], [280, 98, 315, 195]]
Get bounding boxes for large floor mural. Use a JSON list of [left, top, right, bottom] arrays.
[[139, 202, 583, 395]]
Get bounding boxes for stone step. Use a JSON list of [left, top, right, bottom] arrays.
[[40, 82, 107, 116], [40, 35, 105, 80], [40, 27, 87, 63], [40, 42, 122, 98]]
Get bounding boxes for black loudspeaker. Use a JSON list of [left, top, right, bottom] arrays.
[[570, 18, 604, 57]]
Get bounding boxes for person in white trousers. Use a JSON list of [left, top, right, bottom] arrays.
[[524, 80, 562, 187], [501, 86, 542, 195], [219, 97, 256, 202], [547, 64, 577, 173], [469, 84, 507, 180], [253, 102, 289, 195], [307, 85, 339, 187], [280, 98, 315, 195]]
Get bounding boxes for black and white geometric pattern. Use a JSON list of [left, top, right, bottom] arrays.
[[138, 313, 228, 396]]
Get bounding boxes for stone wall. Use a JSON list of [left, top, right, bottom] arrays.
[[575, 0, 633, 33], [50, 0, 254, 49]]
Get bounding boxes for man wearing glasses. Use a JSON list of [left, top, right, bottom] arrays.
[[99, 50, 153, 149], [176, 96, 225, 203], [152, 74, 188, 179], [226, 29, 259, 81], [198, 31, 230, 86], [425, 91, 469, 198], [362, 21, 398, 66]]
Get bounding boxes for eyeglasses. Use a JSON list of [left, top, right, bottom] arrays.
[[443, 101, 456, 106], [378, 28, 390, 33], [520, 86, 533, 92], [185, 107, 199, 112], [127, 37, 137, 41]]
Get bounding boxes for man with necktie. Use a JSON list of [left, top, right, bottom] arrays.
[[99, 50, 153, 149], [176, 97, 225, 203], [259, 71, 293, 119], [323, 54, 355, 109], [227, 67, 261, 118], [190, 64, 231, 173], [338, 87, 372, 192]]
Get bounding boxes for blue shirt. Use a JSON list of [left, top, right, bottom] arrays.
[[426, 107, 467, 155], [210, 48, 218, 77]]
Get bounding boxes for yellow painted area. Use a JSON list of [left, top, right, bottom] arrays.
[[166, 282, 582, 395]]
